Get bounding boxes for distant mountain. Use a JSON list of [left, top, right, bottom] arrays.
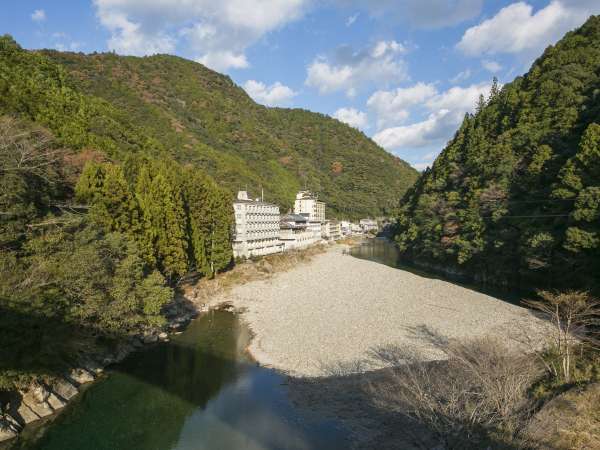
[[394, 16, 600, 292], [0, 41, 416, 218]]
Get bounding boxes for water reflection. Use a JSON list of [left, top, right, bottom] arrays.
[[11, 311, 347, 450]]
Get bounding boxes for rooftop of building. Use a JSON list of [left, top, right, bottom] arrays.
[[234, 190, 279, 207]]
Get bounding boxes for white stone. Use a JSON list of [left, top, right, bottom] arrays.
[[68, 368, 95, 385]]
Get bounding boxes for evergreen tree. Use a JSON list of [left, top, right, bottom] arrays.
[[146, 172, 188, 281]]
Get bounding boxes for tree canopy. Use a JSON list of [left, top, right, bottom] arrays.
[[394, 16, 600, 293]]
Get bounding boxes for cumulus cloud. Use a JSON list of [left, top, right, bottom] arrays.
[[373, 82, 492, 151], [367, 82, 438, 129], [31, 9, 46, 22], [482, 59, 502, 73], [333, 107, 368, 129], [457, 1, 600, 57], [243, 80, 297, 106], [331, 0, 483, 28], [93, 0, 308, 71], [305, 40, 408, 96]]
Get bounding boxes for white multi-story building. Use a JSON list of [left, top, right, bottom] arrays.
[[232, 191, 283, 258], [360, 218, 379, 233], [279, 214, 318, 250], [294, 191, 325, 222]]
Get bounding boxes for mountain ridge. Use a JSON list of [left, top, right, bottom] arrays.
[[35, 48, 418, 218]]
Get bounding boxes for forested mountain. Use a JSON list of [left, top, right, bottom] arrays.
[[38, 49, 416, 218], [394, 16, 600, 293]]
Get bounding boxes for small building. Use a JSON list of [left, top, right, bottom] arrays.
[[340, 220, 352, 236], [360, 218, 378, 233], [279, 214, 317, 250], [232, 191, 283, 258], [294, 191, 325, 222], [328, 220, 342, 241], [351, 223, 362, 234]]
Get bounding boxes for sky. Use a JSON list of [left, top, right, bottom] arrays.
[[2, 1, 599, 170]]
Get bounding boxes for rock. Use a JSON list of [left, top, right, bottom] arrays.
[[114, 342, 134, 362], [158, 332, 168, 341], [20, 392, 53, 418], [52, 379, 78, 401], [131, 336, 144, 348], [46, 393, 66, 410], [31, 385, 50, 404], [68, 368, 95, 385], [142, 334, 158, 344], [0, 417, 18, 442], [82, 359, 104, 375], [15, 402, 40, 424]]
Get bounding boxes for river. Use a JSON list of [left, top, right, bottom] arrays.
[[8, 311, 348, 450]]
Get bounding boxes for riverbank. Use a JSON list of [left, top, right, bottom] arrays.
[[215, 244, 551, 377], [0, 245, 329, 444], [0, 298, 199, 443]]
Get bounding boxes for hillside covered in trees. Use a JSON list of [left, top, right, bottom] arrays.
[[394, 16, 600, 293], [39, 48, 416, 218]]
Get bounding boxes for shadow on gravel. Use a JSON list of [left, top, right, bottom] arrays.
[[287, 331, 530, 450]]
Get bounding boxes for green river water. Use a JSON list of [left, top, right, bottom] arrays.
[[8, 311, 348, 450]]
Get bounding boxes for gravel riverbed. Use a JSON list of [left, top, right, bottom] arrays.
[[221, 245, 551, 377]]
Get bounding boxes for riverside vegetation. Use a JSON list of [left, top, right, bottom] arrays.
[[0, 31, 417, 440]]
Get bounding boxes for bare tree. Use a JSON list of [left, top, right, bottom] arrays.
[[524, 290, 600, 384], [0, 116, 63, 182], [367, 337, 542, 448]]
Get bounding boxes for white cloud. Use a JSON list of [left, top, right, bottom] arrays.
[[425, 82, 491, 112], [373, 82, 492, 151], [449, 68, 472, 84], [457, 1, 600, 57], [243, 80, 297, 106], [93, 0, 309, 71], [333, 107, 368, 129], [305, 40, 408, 96], [482, 59, 502, 73], [331, 0, 483, 29], [412, 162, 431, 171], [198, 51, 249, 71], [367, 82, 437, 129], [31, 9, 46, 22], [346, 13, 359, 26]]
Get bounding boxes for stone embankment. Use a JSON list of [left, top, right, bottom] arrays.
[[0, 299, 198, 442]]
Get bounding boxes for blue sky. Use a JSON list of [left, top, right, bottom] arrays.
[[2, 1, 599, 170]]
